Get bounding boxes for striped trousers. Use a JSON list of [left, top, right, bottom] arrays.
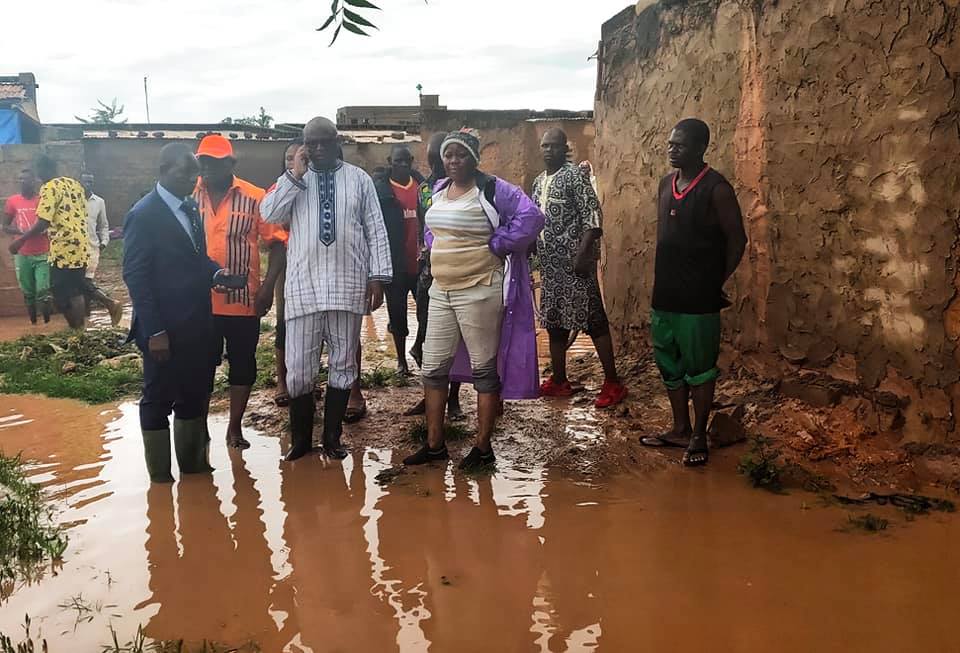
[[285, 311, 363, 396]]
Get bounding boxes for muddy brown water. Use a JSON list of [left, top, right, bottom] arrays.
[[1, 394, 958, 652]]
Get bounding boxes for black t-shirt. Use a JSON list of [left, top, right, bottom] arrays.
[[651, 167, 732, 314]]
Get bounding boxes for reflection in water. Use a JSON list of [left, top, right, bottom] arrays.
[[139, 452, 282, 646], [0, 395, 958, 652], [564, 405, 602, 445], [360, 448, 431, 652]]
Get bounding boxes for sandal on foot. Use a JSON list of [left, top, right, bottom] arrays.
[[640, 434, 690, 448], [274, 391, 290, 408], [459, 446, 495, 471], [682, 436, 709, 467], [343, 402, 368, 424], [403, 444, 449, 466]]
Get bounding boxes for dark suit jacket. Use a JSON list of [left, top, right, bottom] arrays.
[[122, 188, 221, 349]]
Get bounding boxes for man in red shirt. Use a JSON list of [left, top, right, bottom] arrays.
[[376, 144, 428, 376], [3, 168, 50, 324]]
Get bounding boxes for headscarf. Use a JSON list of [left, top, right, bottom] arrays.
[[440, 128, 481, 164]]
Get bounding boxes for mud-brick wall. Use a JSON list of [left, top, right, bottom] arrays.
[[80, 138, 397, 225], [0, 142, 84, 317], [596, 0, 960, 442], [422, 110, 595, 192], [82, 139, 291, 225]]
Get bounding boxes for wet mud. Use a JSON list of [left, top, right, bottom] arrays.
[[1, 394, 958, 651]]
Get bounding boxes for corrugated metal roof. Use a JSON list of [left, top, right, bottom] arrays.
[[51, 124, 420, 144]]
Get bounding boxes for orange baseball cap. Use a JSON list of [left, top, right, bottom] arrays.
[[196, 134, 234, 159]]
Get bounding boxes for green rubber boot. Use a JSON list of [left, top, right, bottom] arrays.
[[142, 428, 175, 483], [173, 417, 214, 474]]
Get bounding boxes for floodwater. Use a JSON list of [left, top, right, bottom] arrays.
[[1, 395, 958, 651], [0, 305, 126, 341]]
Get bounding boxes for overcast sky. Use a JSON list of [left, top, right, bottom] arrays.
[[6, 0, 632, 125]]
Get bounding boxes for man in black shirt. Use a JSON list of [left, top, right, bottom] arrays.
[[642, 119, 747, 466]]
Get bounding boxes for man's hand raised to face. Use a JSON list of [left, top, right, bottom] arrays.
[[291, 145, 309, 180]]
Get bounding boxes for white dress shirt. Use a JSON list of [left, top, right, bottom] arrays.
[[156, 182, 197, 247], [86, 193, 110, 250]]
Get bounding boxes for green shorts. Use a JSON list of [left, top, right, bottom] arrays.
[[651, 309, 721, 390]]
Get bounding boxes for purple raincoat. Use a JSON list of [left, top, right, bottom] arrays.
[[425, 173, 545, 399]]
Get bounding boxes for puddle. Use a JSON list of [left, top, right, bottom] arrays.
[[1, 394, 958, 651], [0, 306, 128, 343], [0, 315, 71, 341]]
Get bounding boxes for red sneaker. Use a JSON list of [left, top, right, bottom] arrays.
[[595, 381, 628, 408], [540, 376, 574, 397]]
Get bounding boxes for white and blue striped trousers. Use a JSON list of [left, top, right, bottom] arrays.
[[285, 311, 363, 396]]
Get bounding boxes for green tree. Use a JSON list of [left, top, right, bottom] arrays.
[[220, 108, 273, 128], [255, 106, 273, 128], [75, 98, 126, 124]]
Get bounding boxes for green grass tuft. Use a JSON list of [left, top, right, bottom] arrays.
[[360, 365, 411, 389], [0, 328, 141, 403], [0, 453, 68, 588], [407, 420, 472, 444], [737, 436, 784, 491]]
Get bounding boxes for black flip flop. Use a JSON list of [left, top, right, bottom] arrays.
[[274, 392, 290, 408], [682, 439, 709, 467], [640, 435, 689, 448]]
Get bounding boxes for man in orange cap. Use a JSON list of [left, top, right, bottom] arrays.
[[194, 134, 287, 449]]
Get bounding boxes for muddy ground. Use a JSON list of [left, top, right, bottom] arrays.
[[85, 243, 960, 496]]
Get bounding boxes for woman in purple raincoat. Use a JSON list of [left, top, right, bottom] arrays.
[[403, 129, 544, 471]]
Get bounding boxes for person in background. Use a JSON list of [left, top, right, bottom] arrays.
[[377, 144, 428, 377], [578, 160, 598, 194], [8, 156, 122, 329], [3, 167, 50, 324], [534, 128, 627, 408], [639, 118, 747, 467], [261, 117, 392, 462], [123, 143, 235, 483], [82, 172, 110, 280], [272, 137, 302, 408], [345, 150, 374, 424], [193, 134, 286, 450], [403, 129, 544, 470], [404, 132, 464, 420]]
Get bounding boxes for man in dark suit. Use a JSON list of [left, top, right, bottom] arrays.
[[123, 143, 236, 483]]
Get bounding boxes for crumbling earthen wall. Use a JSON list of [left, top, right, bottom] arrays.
[[596, 0, 960, 441]]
